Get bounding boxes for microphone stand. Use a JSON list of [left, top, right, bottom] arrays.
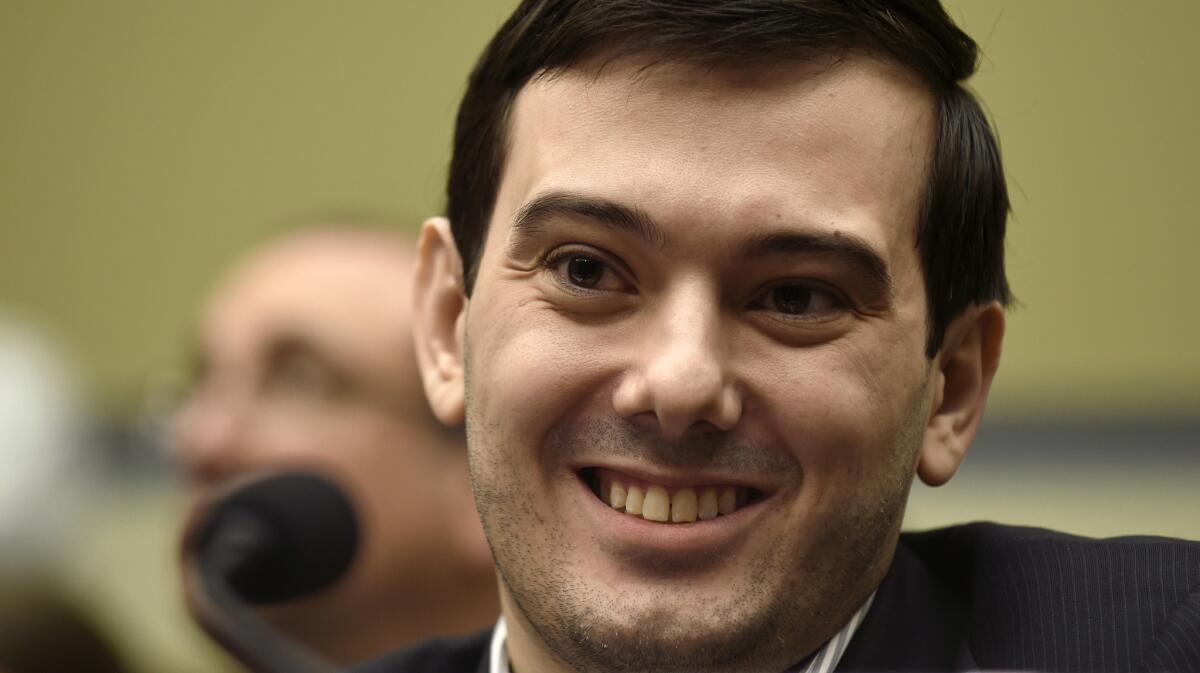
[[195, 507, 336, 673]]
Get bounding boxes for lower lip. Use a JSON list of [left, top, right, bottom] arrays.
[[575, 473, 767, 555]]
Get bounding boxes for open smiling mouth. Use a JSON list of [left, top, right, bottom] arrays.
[[579, 467, 764, 524]]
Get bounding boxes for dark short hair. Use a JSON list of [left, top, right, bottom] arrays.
[[447, 0, 1011, 356]]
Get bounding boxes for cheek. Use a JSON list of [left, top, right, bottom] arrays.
[[750, 337, 928, 494], [221, 424, 334, 474], [329, 420, 443, 491], [466, 296, 617, 462], [326, 422, 449, 543]]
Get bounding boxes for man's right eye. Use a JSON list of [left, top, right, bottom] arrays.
[[263, 355, 343, 403], [566, 255, 604, 287], [545, 249, 631, 294]]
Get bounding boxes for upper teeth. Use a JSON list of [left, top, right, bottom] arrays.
[[601, 474, 746, 524]]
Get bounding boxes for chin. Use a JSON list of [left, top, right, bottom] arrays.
[[546, 603, 791, 673], [505, 562, 814, 673]]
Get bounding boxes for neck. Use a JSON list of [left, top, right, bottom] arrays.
[[499, 587, 578, 673]]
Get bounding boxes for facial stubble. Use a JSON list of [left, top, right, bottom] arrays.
[[462, 342, 932, 673]]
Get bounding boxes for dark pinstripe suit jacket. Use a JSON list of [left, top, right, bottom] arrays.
[[354, 523, 1200, 672]]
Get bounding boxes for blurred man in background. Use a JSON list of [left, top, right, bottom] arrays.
[[173, 225, 498, 665]]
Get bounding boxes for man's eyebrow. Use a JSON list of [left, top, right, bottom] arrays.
[[738, 230, 895, 298], [511, 191, 668, 250], [263, 332, 336, 370]]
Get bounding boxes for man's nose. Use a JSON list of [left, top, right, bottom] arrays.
[[172, 390, 249, 485], [612, 283, 742, 440]]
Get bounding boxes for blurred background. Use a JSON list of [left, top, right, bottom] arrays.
[[1, 1, 1196, 672]]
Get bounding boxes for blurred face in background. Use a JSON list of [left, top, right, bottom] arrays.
[[173, 228, 496, 663]]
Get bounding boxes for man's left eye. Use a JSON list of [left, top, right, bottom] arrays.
[[757, 282, 845, 319]]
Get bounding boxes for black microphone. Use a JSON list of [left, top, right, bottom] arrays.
[[188, 471, 360, 673]]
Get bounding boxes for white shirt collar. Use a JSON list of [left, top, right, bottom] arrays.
[[794, 592, 875, 673], [488, 592, 874, 673], [489, 614, 509, 673]]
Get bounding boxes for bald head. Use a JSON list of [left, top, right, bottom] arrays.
[[174, 225, 497, 663], [180, 227, 428, 484]]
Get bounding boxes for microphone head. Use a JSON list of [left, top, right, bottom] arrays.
[[197, 471, 359, 604]]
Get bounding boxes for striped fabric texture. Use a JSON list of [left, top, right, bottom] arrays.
[[891, 523, 1200, 672]]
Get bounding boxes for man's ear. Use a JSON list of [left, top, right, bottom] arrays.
[[917, 301, 1005, 487], [412, 216, 467, 426]]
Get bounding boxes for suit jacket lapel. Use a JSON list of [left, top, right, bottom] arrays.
[[836, 541, 975, 671]]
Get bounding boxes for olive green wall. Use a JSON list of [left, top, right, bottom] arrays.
[[2, 1, 1198, 420], [3, 6, 1196, 673]]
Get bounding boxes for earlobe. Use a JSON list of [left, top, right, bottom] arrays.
[[411, 217, 468, 426], [917, 302, 1005, 487]]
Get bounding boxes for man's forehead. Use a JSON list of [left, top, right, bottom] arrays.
[[498, 51, 935, 260], [516, 50, 933, 136]]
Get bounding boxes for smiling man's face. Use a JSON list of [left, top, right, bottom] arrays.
[[418, 52, 953, 672]]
